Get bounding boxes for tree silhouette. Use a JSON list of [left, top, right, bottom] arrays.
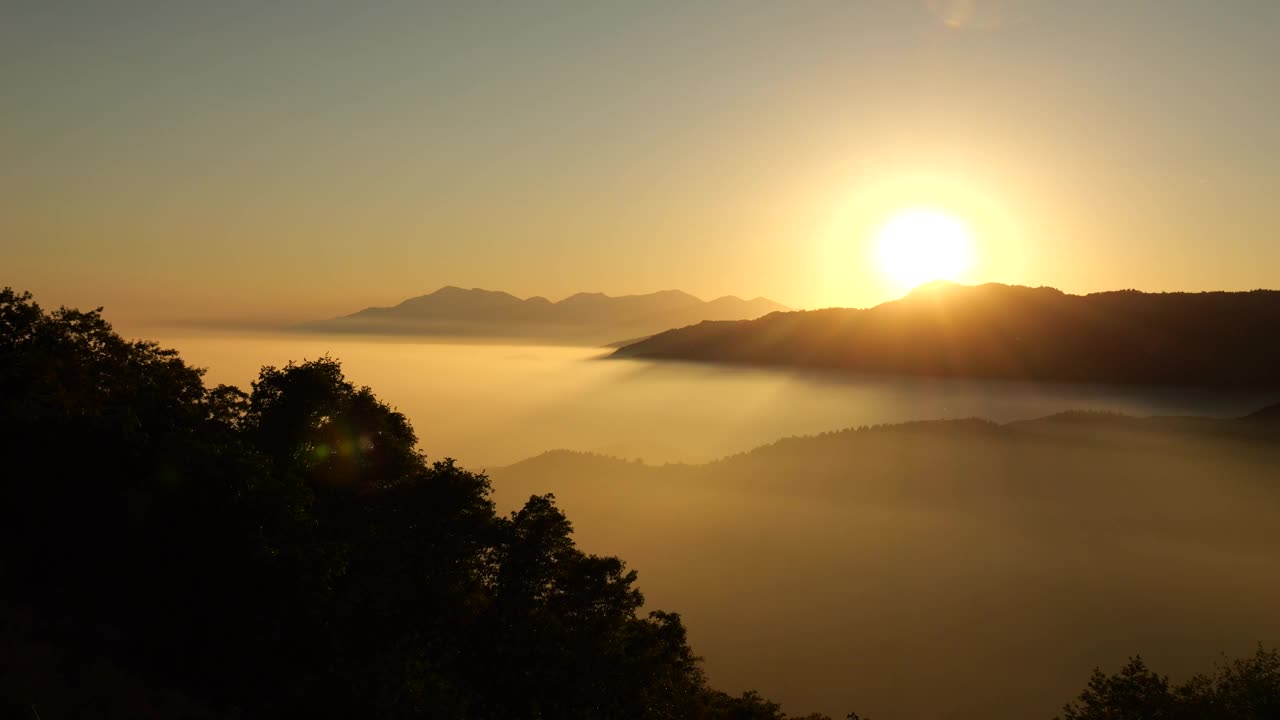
[[1059, 647, 1280, 720], [0, 287, 846, 719]]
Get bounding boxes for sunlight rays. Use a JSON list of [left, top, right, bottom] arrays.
[[817, 170, 1022, 309]]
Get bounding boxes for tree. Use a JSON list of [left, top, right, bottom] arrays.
[[1058, 647, 1280, 720], [1, 288, 841, 719]]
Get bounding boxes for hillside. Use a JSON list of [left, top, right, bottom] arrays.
[[489, 407, 1280, 719], [612, 282, 1280, 387], [299, 286, 787, 344], [0, 288, 837, 720]]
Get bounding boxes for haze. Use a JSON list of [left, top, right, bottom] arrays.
[[5, 1, 1280, 325], [491, 415, 1280, 718], [167, 333, 1268, 469]]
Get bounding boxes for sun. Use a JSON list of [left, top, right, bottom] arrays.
[[875, 208, 973, 289]]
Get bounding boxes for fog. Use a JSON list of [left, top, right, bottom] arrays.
[[491, 419, 1280, 719], [142, 333, 1280, 717], [32, 330, 1276, 716], [154, 332, 1268, 469]]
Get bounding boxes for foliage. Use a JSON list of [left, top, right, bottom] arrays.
[[0, 287, 842, 718], [1059, 648, 1280, 720]]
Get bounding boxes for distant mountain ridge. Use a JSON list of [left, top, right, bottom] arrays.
[[487, 402, 1280, 719], [299, 286, 788, 344], [497, 402, 1280, 476], [612, 282, 1280, 387]]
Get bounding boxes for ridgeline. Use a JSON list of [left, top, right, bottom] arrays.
[[613, 282, 1280, 387]]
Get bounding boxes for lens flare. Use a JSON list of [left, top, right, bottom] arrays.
[[925, 0, 1024, 30]]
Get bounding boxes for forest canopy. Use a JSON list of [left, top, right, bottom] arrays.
[[0, 287, 845, 718]]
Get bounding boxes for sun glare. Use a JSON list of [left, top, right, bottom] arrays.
[[875, 208, 973, 289]]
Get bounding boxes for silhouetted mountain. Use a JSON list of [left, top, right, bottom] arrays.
[[300, 286, 788, 344], [1246, 401, 1280, 424], [496, 404, 1280, 500], [490, 404, 1280, 719], [612, 282, 1280, 387]]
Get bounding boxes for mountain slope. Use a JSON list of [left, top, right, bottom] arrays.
[[489, 407, 1280, 720], [300, 287, 787, 344], [612, 282, 1280, 386]]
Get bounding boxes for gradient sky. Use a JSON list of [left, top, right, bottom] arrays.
[[4, 1, 1278, 326]]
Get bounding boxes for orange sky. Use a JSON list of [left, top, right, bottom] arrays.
[[4, 1, 1278, 327]]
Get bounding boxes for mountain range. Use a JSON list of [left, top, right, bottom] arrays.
[[613, 281, 1280, 387], [299, 286, 787, 344]]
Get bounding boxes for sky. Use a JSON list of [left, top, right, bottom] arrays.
[[4, 0, 1279, 326]]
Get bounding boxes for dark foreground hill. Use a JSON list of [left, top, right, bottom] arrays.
[[612, 282, 1280, 387], [300, 286, 787, 345], [491, 408, 1280, 719], [0, 289, 829, 720]]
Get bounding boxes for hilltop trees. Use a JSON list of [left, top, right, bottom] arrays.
[[1058, 648, 1280, 720], [0, 287, 846, 719]]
